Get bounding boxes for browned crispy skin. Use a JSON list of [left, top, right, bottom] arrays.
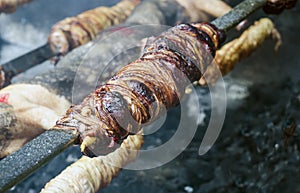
[[54, 22, 225, 156], [263, 0, 298, 14]]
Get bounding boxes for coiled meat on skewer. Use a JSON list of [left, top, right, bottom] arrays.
[[48, 0, 139, 55], [54, 22, 225, 156]]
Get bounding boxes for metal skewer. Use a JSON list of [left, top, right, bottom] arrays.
[[0, 0, 267, 192], [211, 0, 267, 31], [0, 44, 54, 86], [0, 130, 77, 192]]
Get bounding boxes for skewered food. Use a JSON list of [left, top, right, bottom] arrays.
[[54, 22, 225, 156], [0, 0, 213, 158], [40, 134, 143, 193], [0, 0, 32, 13], [0, 84, 70, 158], [200, 18, 282, 85], [48, 0, 140, 55]]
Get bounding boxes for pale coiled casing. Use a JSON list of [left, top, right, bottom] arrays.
[[48, 0, 140, 55]]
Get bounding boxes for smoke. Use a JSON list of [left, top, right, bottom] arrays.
[[0, 15, 47, 63]]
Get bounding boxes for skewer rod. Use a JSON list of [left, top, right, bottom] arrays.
[[0, 130, 77, 192]]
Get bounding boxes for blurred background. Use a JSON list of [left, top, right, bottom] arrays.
[[1, 0, 300, 192]]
